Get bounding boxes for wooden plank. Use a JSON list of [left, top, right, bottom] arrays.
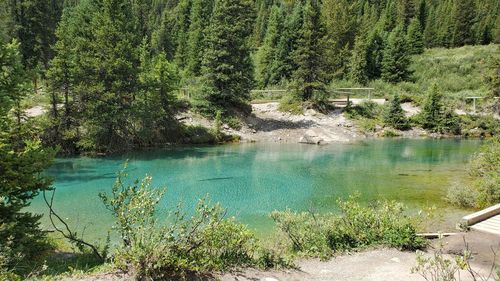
[[462, 204, 500, 226]]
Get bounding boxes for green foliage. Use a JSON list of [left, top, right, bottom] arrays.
[[99, 166, 258, 278], [450, 0, 476, 47], [199, 0, 256, 116], [349, 34, 369, 85], [291, 0, 328, 102], [255, 5, 284, 88], [212, 110, 223, 142], [278, 95, 304, 115], [382, 24, 412, 83], [271, 196, 425, 258], [412, 247, 469, 281], [447, 136, 500, 208], [417, 83, 460, 134], [345, 101, 383, 120], [407, 18, 424, 55], [0, 37, 56, 273], [384, 94, 409, 130]]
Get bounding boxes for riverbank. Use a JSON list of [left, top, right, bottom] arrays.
[[59, 230, 499, 281], [177, 101, 496, 146]]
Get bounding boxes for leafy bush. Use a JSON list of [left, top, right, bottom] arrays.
[[447, 136, 500, 208], [99, 166, 258, 279], [278, 95, 303, 115], [345, 101, 383, 120], [271, 196, 425, 258]]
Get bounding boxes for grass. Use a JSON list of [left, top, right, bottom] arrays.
[[331, 44, 498, 105]]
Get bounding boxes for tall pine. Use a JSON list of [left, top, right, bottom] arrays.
[[381, 24, 412, 83], [200, 0, 256, 114], [292, 0, 327, 101]]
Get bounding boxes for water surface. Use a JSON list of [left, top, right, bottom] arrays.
[[29, 139, 480, 240]]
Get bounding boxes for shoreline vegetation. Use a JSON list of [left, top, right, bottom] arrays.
[[1, 0, 499, 280]]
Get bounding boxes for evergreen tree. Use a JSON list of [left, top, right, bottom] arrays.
[[451, 0, 476, 47], [268, 2, 303, 84], [423, 5, 437, 47], [185, 0, 213, 77], [420, 83, 444, 130], [137, 46, 180, 143], [407, 18, 424, 55], [417, 0, 427, 30], [322, 0, 357, 80], [381, 0, 398, 32], [255, 5, 283, 88], [381, 25, 412, 83], [292, 0, 328, 101], [0, 38, 56, 265], [173, 0, 192, 69], [384, 94, 408, 130], [366, 29, 385, 80], [349, 34, 369, 85], [77, 0, 141, 152], [200, 0, 256, 114], [397, 0, 416, 29]]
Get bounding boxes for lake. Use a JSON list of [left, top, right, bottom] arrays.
[[29, 139, 480, 241]]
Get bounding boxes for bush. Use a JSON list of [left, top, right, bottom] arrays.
[[278, 95, 303, 115], [271, 196, 425, 258], [345, 101, 383, 120], [99, 165, 257, 279], [447, 136, 500, 208]]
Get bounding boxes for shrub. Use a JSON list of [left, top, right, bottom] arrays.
[[99, 165, 257, 279], [346, 101, 382, 120], [384, 95, 409, 130], [271, 196, 425, 258], [447, 136, 500, 208], [278, 95, 303, 115]]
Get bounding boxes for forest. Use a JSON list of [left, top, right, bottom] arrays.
[[0, 0, 498, 154], [0, 0, 499, 280]]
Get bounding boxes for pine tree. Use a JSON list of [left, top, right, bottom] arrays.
[[322, 0, 357, 80], [381, 25, 412, 83], [423, 5, 437, 47], [397, 0, 416, 29], [0, 38, 56, 265], [451, 0, 476, 47], [292, 0, 328, 101], [173, 0, 192, 69], [255, 5, 283, 88], [268, 2, 303, 84], [349, 34, 369, 85], [185, 0, 214, 77], [407, 18, 424, 55], [137, 45, 180, 142], [77, 0, 141, 152], [420, 83, 444, 130], [366, 29, 385, 80], [200, 0, 256, 114], [381, 0, 399, 32], [417, 0, 427, 30], [384, 94, 408, 130], [45, 5, 86, 154]]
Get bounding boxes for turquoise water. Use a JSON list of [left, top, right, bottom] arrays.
[[29, 139, 480, 240]]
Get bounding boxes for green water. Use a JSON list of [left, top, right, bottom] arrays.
[[29, 139, 480, 240]]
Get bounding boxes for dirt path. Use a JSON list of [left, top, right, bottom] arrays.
[[63, 232, 499, 281]]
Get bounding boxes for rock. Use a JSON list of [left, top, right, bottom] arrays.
[[252, 129, 257, 134], [299, 134, 323, 145], [223, 124, 230, 130], [390, 257, 401, 263]]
